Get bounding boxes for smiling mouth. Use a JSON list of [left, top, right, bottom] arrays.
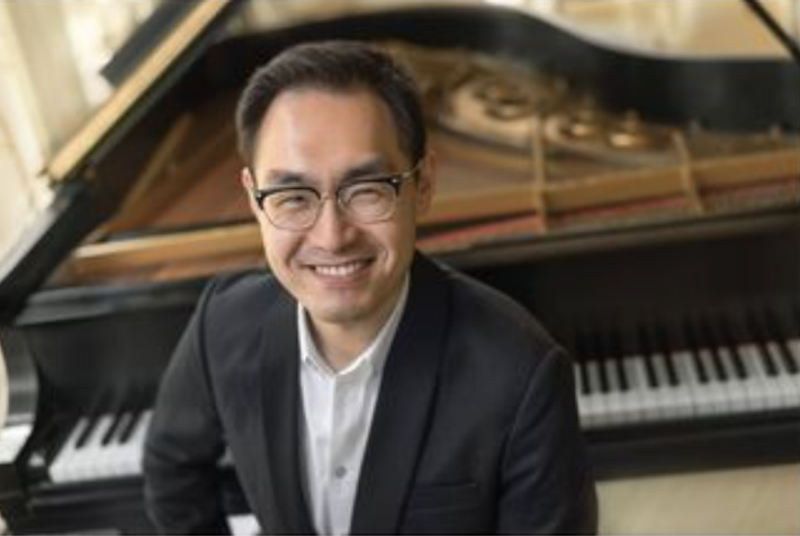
[[311, 259, 371, 278]]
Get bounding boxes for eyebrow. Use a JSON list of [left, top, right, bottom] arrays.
[[260, 158, 393, 189], [339, 159, 390, 183], [261, 170, 309, 188]]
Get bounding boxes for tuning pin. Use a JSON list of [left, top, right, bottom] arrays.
[[608, 111, 655, 149], [565, 101, 602, 139]]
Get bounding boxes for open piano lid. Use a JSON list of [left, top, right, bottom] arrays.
[[0, 0, 240, 321], [0, 0, 798, 322]]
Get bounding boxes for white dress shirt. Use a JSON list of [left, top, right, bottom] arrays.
[[297, 277, 409, 535]]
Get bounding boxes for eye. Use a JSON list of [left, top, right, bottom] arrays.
[[346, 182, 388, 205], [268, 189, 316, 211]]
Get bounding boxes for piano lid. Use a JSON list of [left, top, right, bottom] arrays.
[[0, 0, 798, 321], [0, 1, 241, 320], [45, 0, 239, 183]]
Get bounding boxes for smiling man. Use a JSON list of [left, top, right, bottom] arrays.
[[143, 41, 597, 535]]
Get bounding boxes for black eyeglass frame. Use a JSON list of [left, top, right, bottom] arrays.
[[249, 160, 423, 230]]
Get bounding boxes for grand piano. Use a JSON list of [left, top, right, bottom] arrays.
[[1, 1, 798, 533]]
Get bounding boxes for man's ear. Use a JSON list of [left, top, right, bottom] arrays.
[[241, 167, 262, 218], [415, 151, 437, 216]]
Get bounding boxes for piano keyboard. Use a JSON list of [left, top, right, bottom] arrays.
[[575, 336, 800, 429], [49, 410, 153, 484], [45, 340, 799, 483]]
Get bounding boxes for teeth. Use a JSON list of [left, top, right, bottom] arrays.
[[314, 261, 364, 277]]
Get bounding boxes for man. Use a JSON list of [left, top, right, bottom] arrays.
[[144, 40, 597, 535]]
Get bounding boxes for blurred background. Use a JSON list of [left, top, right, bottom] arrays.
[[1, 0, 798, 259]]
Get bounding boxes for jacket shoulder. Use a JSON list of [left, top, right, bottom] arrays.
[[444, 266, 559, 355], [200, 269, 282, 317]]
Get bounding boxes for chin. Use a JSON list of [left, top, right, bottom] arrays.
[[308, 304, 368, 326]]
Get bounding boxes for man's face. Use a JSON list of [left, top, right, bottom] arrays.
[[243, 88, 434, 332]]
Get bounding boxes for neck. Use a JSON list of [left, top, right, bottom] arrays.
[[309, 284, 405, 372], [311, 322, 378, 371]]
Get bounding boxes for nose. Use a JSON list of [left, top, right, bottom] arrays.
[[306, 198, 356, 251]]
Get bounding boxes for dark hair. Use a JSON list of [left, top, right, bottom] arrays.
[[235, 40, 426, 168]]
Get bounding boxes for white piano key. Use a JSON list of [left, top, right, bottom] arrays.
[[609, 357, 636, 425], [686, 350, 717, 417], [712, 348, 748, 414], [610, 357, 632, 422], [653, 352, 693, 419], [61, 415, 104, 483], [757, 342, 792, 408], [671, 350, 700, 417], [771, 342, 800, 406], [739, 343, 784, 410], [601, 358, 625, 425], [697, 349, 730, 414], [724, 345, 765, 412], [766, 341, 800, 407], [118, 410, 153, 476], [584, 360, 607, 428], [74, 415, 115, 482], [650, 353, 672, 419], [628, 354, 662, 422], [228, 514, 261, 536], [711, 347, 747, 413], [98, 412, 133, 478], [621, 357, 645, 424], [94, 415, 122, 479], [788, 338, 800, 367], [50, 417, 89, 483], [574, 363, 591, 428]]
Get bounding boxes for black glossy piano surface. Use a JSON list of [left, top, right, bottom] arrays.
[[1, 2, 798, 534]]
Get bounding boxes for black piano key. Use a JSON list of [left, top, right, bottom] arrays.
[[614, 354, 629, 392], [652, 323, 680, 387], [101, 412, 125, 446], [75, 415, 100, 449], [789, 303, 800, 371], [683, 318, 710, 384], [636, 324, 660, 388], [714, 316, 748, 380], [118, 411, 142, 444], [576, 336, 591, 395], [44, 418, 81, 463], [698, 317, 730, 382], [608, 331, 629, 392], [596, 350, 610, 395], [776, 343, 797, 374], [759, 344, 779, 377], [764, 307, 799, 374], [573, 360, 583, 393], [111, 412, 133, 444], [789, 342, 800, 373], [744, 309, 779, 377], [579, 360, 591, 395], [599, 330, 626, 394]]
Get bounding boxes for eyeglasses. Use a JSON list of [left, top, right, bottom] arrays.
[[250, 160, 423, 231]]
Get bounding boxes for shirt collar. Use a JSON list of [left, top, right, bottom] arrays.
[[297, 275, 410, 379]]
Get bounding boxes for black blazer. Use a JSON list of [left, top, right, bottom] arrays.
[[144, 254, 597, 534]]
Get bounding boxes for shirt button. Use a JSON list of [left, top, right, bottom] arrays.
[[334, 466, 348, 479]]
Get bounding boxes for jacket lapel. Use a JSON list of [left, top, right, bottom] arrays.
[[257, 287, 316, 534], [350, 255, 451, 534]]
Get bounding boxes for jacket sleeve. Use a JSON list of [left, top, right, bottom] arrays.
[[143, 280, 230, 534], [498, 347, 598, 534]]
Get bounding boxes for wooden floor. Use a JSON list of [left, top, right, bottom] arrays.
[[598, 462, 800, 534]]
